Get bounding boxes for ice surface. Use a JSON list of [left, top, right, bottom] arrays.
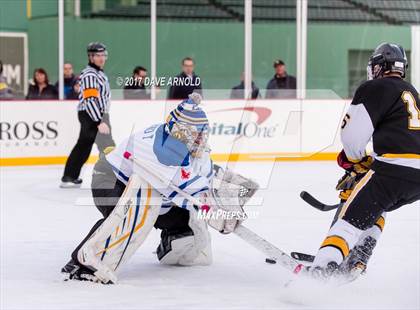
[[1, 162, 419, 309]]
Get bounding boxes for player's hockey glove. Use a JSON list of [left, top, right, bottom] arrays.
[[336, 150, 373, 201]]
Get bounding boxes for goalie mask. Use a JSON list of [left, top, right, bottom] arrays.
[[166, 93, 209, 158], [367, 43, 407, 80]]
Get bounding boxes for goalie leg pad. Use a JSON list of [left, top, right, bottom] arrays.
[[157, 230, 193, 264], [77, 175, 162, 283], [156, 208, 212, 266], [157, 231, 212, 266]]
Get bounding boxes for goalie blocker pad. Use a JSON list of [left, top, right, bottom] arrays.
[[77, 174, 162, 283]]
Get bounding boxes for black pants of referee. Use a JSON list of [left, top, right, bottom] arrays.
[[63, 111, 115, 180]]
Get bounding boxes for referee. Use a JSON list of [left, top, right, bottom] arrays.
[[61, 42, 115, 188]]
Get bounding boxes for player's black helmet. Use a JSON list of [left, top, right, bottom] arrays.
[[367, 43, 407, 80], [87, 42, 107, 56]]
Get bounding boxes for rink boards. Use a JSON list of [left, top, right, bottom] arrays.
[[0, 99, 350, 166]]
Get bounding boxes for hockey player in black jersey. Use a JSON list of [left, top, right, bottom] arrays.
[[298, 43, 420, 281]]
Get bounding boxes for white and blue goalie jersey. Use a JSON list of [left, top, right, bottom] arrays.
[[106, 124, 213, 214]]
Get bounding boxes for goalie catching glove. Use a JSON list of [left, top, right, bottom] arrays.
[[201, 165, 259, 234], [336, 150, 373, 201]]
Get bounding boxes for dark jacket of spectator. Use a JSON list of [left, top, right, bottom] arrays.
[[123, 84, 150, 99], [26, 68, 58, 100], [168, 72, 202, 100], [265, 74, 297, 99], [55, 74, 78, 99], [230, 81, 260, 99], [26, 84, 58, 100], [66, 78, 80, 100]]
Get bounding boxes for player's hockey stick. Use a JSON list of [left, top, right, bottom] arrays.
[[265, 251, 315, 264], [290, 251, 315, 263], [290, 192, 345, 265], [300, 191, 342, 211], [287, 192, 341, 265], [123, 152, 301, 273]]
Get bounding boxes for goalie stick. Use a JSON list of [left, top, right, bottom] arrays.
[[300, 191, 343, 211], [123, 151, 301, 274]]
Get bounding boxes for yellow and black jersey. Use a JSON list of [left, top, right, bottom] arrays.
[[341, 76, 420, 182]]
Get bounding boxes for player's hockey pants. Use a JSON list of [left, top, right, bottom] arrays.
[[337, 169, 420, 230]]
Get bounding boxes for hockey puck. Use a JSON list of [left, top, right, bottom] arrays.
[[265, 258, 277, 264]]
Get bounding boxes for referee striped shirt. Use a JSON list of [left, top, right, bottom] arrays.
[[77, 64, 110, 122]]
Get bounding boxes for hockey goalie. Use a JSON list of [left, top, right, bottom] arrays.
[[61, 93, 258, 284]]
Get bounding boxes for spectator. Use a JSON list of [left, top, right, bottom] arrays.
[[26, 68, 58, 100], [230, 72, 260, 99], [123, 66, 150, 99], [265, 59, 296, 99], [67, 77, 80, 100], [55, 62, 78, 99], [0, 60, 13, 99], [168, 57, 202, 99]]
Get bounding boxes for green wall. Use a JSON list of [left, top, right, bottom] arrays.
[[0, 0, 28, 31], [26, 17, 152, 91], [13, 17, 412, 98], [307, 24, 411, 97], [0, 0, 62, 31]]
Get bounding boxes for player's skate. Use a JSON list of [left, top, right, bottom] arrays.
[[294, 235, 375, 284], [339, 236, 377, 280], [296, 261, 340, 281], [60, 176, 83, 188], [296, 261, 363, 285]]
